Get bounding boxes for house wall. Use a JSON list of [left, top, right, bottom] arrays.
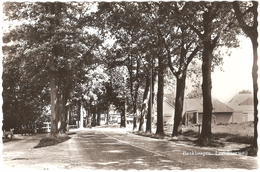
[[232, 112, 244, 123], [232, 111, 254, 123], [196, 113, 232, 124], [214, 113, 233, 124], [244, 111, 254, 122], [163, 103, 174, 117], [163, 102, 175, 124]]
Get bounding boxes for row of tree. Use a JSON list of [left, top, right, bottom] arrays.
[[2, 1, 257, 148]]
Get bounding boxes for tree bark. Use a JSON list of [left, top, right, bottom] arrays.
[[49, 2, 68, 135], [156, 55, 164, 135], [139, 74, 150, 131], [97, 109, 101, 126], [92, 105, 97, 127], [120, 100, 126, 128], [146, 95, 152, 133], [106, 109, 109, 125], [50, 72, 67, 135], [146, 68, 156, 133], [233, 1, 258, 149], [200, 41, 213, 144], [251, 37, 258, 148], [133, 104, 137, 130], [172, 72, 186, 136]]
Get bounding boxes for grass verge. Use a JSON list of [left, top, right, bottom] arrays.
[[34, 134, 71, 148], [232, 146, 258, 156], [183, 129, 254, 145]]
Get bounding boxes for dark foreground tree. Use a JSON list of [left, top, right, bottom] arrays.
[[3, 2, 101, 135], [233, 1, 258, 149], [155, 2, 201, 136], [185, 2, 241, 145]]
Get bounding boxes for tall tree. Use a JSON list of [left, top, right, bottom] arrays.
[[95, 2, 161, 131], [232, 1, 258, 149], [154, 2, 201, 136], [184, 2, 241, 145], [3, 2, 102, 135]]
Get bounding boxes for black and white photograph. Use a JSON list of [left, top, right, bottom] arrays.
[[1, 1, 258, 170]]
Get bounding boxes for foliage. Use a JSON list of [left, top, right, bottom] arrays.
[[239, 90, 253, 94], [2, 2, 102, 133], [180, 1, 242, 143], [2, 1, 252, 144], [187, 88, 203, 99]]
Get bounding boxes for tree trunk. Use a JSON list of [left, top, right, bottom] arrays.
[[251, 37, 258, 149], [49, 3, 68, 135], [172, 72, 186, 136], [92, 106, 97, 127], [139, 76, 150, 131], [233, 1, 258, 148], [120, 100, 126, 128], [156, 56, 164, 135], [146, 96, 152, 133], [133, 116, 137, 130], [106, 102, 109, 125], [87, 108, 91, 127], [106, 109, 109, 125], [50, 72, 67, 135], [200, 42, 213, 145], [97, 110, 101, 126], [133, 104, 137, 130], [146, 69, 155, 133]]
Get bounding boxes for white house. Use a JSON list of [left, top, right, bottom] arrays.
[[153, 99, 175, 125], [227, 93, 254, 123], [163, 99, 175, 125], [183, 98, 234, 125]]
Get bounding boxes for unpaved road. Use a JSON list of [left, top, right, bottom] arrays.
[[2, 128, 258, 170]]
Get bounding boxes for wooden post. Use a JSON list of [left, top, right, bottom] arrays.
[[196, 111, 199, 124]]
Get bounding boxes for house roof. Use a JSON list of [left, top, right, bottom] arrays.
[[164, 99, 175, 109], [227, 93, 254, 112], [239, 98, 253, 106], [184, 98, 233, 113], [228, 93, 253, 104]]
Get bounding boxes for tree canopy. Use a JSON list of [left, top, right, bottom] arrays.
[[2, 1, 257, 149]]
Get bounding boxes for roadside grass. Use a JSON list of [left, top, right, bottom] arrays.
[[164, 121, 254, 145], [34, 133, 72, 148], [134, 131, 166, 139], [132, 122, 256, 155], [232, 146, 258, 156], [2, 138, 22, 143], [180, 129, 254, 145]]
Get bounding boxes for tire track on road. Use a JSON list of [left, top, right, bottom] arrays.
[[101, 130, 168, 157]]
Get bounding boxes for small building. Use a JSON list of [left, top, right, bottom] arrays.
[[163, 99, 175, 125], [153, 99, 175, 125], [227, 93, 254, 123], [183, 98, 234, 125]]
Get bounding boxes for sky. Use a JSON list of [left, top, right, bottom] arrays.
[[186, 36, 254, 104]]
